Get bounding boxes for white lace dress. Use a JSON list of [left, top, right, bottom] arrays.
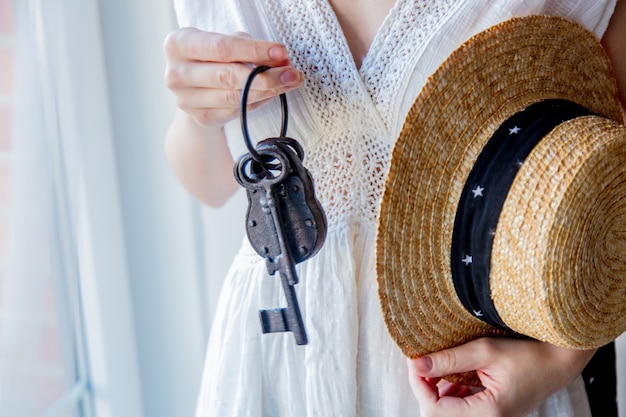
[[173, 1, 618, 416]]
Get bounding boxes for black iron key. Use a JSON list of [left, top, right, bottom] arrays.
[[235, 144, 310, 345], [233, 66, 327, 345], [256, 175, 308, 344]]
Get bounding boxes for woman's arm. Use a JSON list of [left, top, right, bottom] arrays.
[[602, 0, 626, 116], [164, 110, 239, 207], [162, 29, 304, 207]]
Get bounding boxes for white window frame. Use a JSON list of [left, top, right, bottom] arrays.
[[15, 0, 209, 416]]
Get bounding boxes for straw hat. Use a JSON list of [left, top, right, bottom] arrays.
[[376, 15, 626, 379]]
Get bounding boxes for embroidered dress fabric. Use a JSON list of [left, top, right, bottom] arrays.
[[173, 1, 617, 416]]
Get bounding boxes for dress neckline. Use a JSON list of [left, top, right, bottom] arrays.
[[323, 0, 402, 73], [262, 0, 459, 133]]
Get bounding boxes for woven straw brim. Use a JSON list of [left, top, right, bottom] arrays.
[[377, 15, 624, 367]]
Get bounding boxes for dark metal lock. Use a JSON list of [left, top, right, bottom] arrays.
[[236, 138, 326, 266]]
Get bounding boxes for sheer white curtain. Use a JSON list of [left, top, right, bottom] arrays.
[[1, 1, 85, 415], [0, 0, 207, 416], [0, 0, 141, 415]]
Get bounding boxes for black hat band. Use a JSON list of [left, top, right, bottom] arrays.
[[450, 99, 595, 331]]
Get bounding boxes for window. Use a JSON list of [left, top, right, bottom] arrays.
[[0, 1, 92, 415], [0, 1, 210, 416]]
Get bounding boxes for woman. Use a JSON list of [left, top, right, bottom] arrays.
[[163, 1, 626, 416]]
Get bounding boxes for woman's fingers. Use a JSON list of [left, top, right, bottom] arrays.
[[407, 361, 439, 403], [163, 27, 303, 127], [411, 338, 497, 379], [168, 64, 302, 127], [166, 61, 302, 92], [164, 27, 290, 66], [175, 77, 300, 108], [408, 338, 597, 417]]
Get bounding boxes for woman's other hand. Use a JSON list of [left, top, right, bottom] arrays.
[[407, 337, 596, 417]]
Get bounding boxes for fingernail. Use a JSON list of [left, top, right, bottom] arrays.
[[413, 356, 433, 374], [269, 46, 288, 61], [280, 69, 301, 85]]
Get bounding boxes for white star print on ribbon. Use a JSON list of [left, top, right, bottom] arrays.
[[462, 255, 473, 265], [509, 126, 521, 135], [472, 185, 484, 198]]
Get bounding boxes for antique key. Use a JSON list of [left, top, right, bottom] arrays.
[[233, 66, 327, 345]]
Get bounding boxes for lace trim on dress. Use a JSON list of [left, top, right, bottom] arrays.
[[361, 0, 460, 130], [261, 0, 457, 228]]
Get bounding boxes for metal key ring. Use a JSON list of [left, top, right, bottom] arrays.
[[240, 65, 289, 165], [234, 145, 291, 190]]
